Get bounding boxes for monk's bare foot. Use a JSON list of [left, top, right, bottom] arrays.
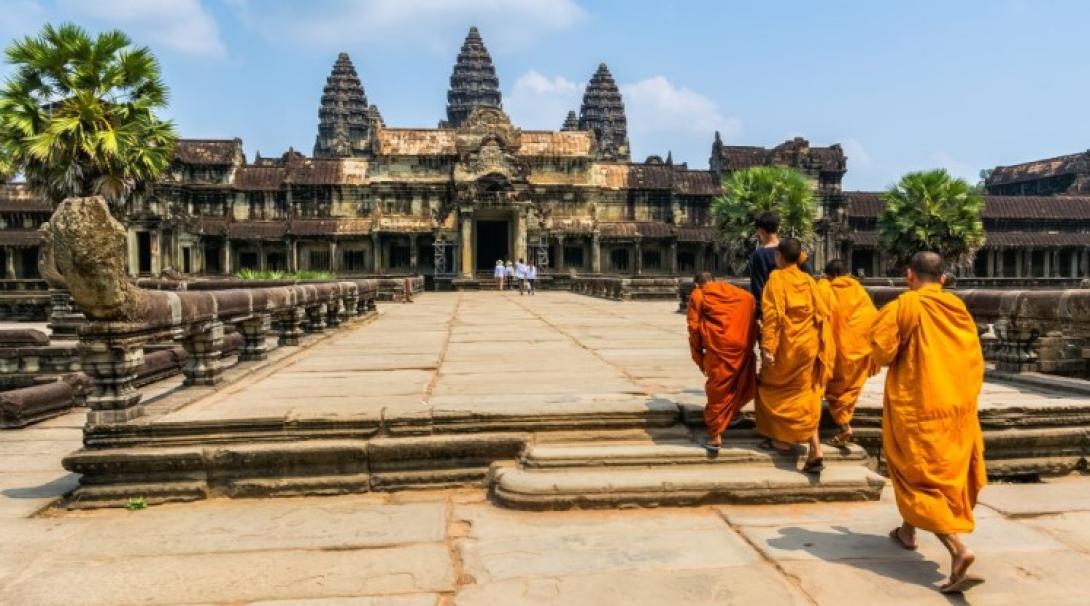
[[828, 427, 853, 447], [940, 548, 983, 593], [889, 526, 917, 551]]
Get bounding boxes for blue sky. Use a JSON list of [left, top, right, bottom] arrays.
[[2, 0, 1087, 190]]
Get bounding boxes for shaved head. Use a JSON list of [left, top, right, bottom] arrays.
[[777, 238, 803, 265], [694, 271, 713, 286], [909, 251, 945, 282]]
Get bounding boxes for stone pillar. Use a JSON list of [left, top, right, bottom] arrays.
[[288, 239, 297, 273], [329, 240, 338, 274], [80, 340, 145, 424], [1043, 248, 1052, 277], [183, 321, 225, 386], [515, 210, 528, 264], [151, 230, 162, 275], [4, 247, 14, 279], [409, 234, 419, 273], [555, 235, 566, 273], [223, 239, 232, 276], [670, 240, 679, 275], [306, 304, 328, 333], [634, 239, 643, 275], [1015, 248, 1024, 277], [1082, 249, 1090, 277], [591, 231, 601, 273], [460, 208, 474, 278], [326, 298, 345, 328], [258, 242, 267, 271], [278, 307, 306, 346], [344, 293, 360, 317], [238, 315, 270, 362]]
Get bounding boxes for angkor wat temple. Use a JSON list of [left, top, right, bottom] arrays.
[[2, 26, 1089, 287]]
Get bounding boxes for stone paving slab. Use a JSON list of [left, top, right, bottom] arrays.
[[977, 476, 1090, 516]]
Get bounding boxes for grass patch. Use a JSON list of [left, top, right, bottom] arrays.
[[235, 269, 335, 281], [124, 496, 148, 511]]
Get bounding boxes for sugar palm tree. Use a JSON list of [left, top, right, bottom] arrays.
[[878, 169, 984, 273], [0, 23, 177, 205], [710, 165, 817, 273]]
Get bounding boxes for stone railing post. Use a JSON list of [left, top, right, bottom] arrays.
[[79, 337, 145, 424], [238, 314, 271, 361], [183, 320, 225, 386], [278, 306, 306, 346], [327, 298, 345, 328], [344, 293, 360, 317], [306, 304, 328, 333]]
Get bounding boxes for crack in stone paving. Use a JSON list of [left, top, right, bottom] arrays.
[[424, 293, 463, 404], [441, 496, 475, 605], [714, 508, 820, 606]]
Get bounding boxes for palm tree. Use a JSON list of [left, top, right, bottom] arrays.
[[878, 169, 984, 273], [710, 165, 817, 273], [0, 23, 177, 205]]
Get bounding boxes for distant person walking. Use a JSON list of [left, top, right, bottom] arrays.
[[527, 263, 537, 295], [515, 258, 529, 295], [494, 259, 506, 290], [505, 261, 515, 290]]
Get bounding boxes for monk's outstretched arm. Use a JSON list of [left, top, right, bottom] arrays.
[[687, 289, 705, 368], [761, 278, 782, 361], [870, 300, 901, 368]]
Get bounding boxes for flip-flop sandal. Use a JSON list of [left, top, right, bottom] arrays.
[[801, 458, 824, 474], [757, 439, 793, 454], [702, 442, 721, 454], [826, 431, 853, 447], [888, 528, 918, 551], [940, 575, 985, 594]]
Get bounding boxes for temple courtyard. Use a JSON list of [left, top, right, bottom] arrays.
[[3, 291, 1090, 604]]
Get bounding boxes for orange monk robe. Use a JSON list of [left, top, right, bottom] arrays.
[[687, 282, 758, 438], [817, 276, 879, 426], [756, 265, 835, 443], [871, 283, 987, 535]]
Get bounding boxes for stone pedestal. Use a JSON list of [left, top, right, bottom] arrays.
[[344, 294, 360, 317], [326, 299, 345, 328], [238, 315, 270, 362], [183, 321, 225, 386], [278, 307, 306, 346], [79, 339, 145, 424], [47, 290, 86, 341], [306, 304, 328, 333]]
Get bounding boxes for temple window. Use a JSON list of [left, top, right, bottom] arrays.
[[389, 244, 411, 269], [564, 246, 584, 268], [609, 248, 629, 272], [342, 249, 368, 272], [642, 249, 662, 271], [308, 249, 331, 271]]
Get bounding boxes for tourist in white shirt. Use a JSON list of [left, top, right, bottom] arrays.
[[527, 263, 538, 295], [505, 261, 515, 290], [493, 259, 505, 290], [515, 258, 528, 295]]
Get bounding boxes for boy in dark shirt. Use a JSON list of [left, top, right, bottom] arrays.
[[750, 212, 781, 318]]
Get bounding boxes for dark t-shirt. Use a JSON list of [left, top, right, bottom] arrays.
[[749, 247, 778, 318]]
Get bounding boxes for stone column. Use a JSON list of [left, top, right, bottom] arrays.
[[409, 234, 419, 273], [238, 315, 270, 361], [258, 242, 267, 271], [183, 320, 225, 386], [591, 231, 601, 273], [278, 307, 306, 346], [79, 339, 145, 424], [371, 232, 382, 274], [4, 247, 14, 279], [151, 230, 162, 275], [670, 240, 679, 275], [460, 208, 474, 278], [223, 239, 232, 276], [634, 239, 643, 275], [1082, 249, 1090, 277], [515, 210, 528, 264], [327, 298, 345, 327], [329, 240, 338, 274], [1015, 248, 1024, 277], [306, 304, 328, 333], [288, 239, 297, 273], [1043, 248, 1052, 277], [555, 235, 566, 273]]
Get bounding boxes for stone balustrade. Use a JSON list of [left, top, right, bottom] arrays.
[[571, 275, 680, 301], [79, 280, 377, 425]]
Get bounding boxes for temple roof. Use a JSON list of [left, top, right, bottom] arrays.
[[579, 63, 630, 161], [0, 184, 51, 211], [314, 52, 377, 159], [712, 136, 846, 175], [173, 139, 244, 166], [594, 163, 719, 195], [987, 152, 1088, 186], [445, 27, 502, 128], [560, 111, 580, 132], [0, 229, 43, 247], [845, 191, 1090, 221]]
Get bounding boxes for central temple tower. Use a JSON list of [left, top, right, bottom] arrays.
[[444, 27, 503, 128]]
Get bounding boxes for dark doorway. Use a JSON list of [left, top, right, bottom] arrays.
[[476, 220, 508, 270], [136, 232, 152, 274]]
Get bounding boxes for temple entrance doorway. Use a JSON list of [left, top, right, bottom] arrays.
[[476, 219, 509, 270]]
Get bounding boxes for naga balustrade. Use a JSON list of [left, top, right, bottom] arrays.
[[79, 280, 376, 425], [571, 275, 680, 301]]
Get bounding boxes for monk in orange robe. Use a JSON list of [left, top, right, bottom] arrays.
[[816, 259, 878, 445], [871, 251, 987, 594], [687, 272, 758, 451], [755, 238, 834, 473]]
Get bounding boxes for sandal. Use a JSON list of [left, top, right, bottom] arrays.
[[827, 430, 854, 447], [757, 438, 793, 454], [888, 527, 918, 551], [801, 457, 824, 474], [702, 442, 721, 454]]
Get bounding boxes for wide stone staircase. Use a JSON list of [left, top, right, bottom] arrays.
[[490, 433, 885, 510]]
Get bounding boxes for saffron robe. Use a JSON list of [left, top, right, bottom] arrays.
[[756, 265, 834, 443], [687, 281, 758, 439], [817, 276, 879, 426], [871, 283, 987, 535]]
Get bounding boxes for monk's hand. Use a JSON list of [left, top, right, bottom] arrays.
[[762, 351, 775, 367]]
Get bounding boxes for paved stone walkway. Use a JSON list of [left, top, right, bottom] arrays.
[[3, 292, 1090, 604]]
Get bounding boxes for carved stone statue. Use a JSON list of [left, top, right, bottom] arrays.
[[47, 197, 149, 321], [37, 222, 68, 290]]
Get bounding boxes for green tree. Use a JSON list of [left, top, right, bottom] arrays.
[[0, 23, 177, 205], [878, 169, 984, 273], [710, 165, 817, 273]]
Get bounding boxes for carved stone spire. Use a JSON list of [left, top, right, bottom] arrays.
[[560, 110, 579, 131], [444, 26, 502, 128], [578, 63, 630, 161], [314, 52, 379, 159]]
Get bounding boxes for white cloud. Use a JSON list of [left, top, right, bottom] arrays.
[[58, 0, 226, 58], [621, 76, 740, 138], [841, 139, 873, 169], [932, 150, 980, 183], [505, 70, 582, 130], [231, 0, 586, 53]]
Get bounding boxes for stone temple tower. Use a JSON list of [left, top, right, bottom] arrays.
[[560, 110, 580, 131], [314, 52, 381, 159], [444, 26, 502, 128], [578, 63, 630, 161]]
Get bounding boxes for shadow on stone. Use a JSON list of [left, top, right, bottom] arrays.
[[2, 473, 79, 499]]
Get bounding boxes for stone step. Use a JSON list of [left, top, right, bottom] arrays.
[[490, 462, 886, 510], [520, 440, 868, 469]]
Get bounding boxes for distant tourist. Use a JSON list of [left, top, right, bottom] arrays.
[[494, 259, 506, 290], [816, 259, 878, 446], [749, 212, 781, 320], [686, 271, 757, 452], [870, 251, 986, 594], [754, 238, 832, 474], [505, 261, 515, 289], [527, 263, 538, 295], [515, 258, 529, 295]]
